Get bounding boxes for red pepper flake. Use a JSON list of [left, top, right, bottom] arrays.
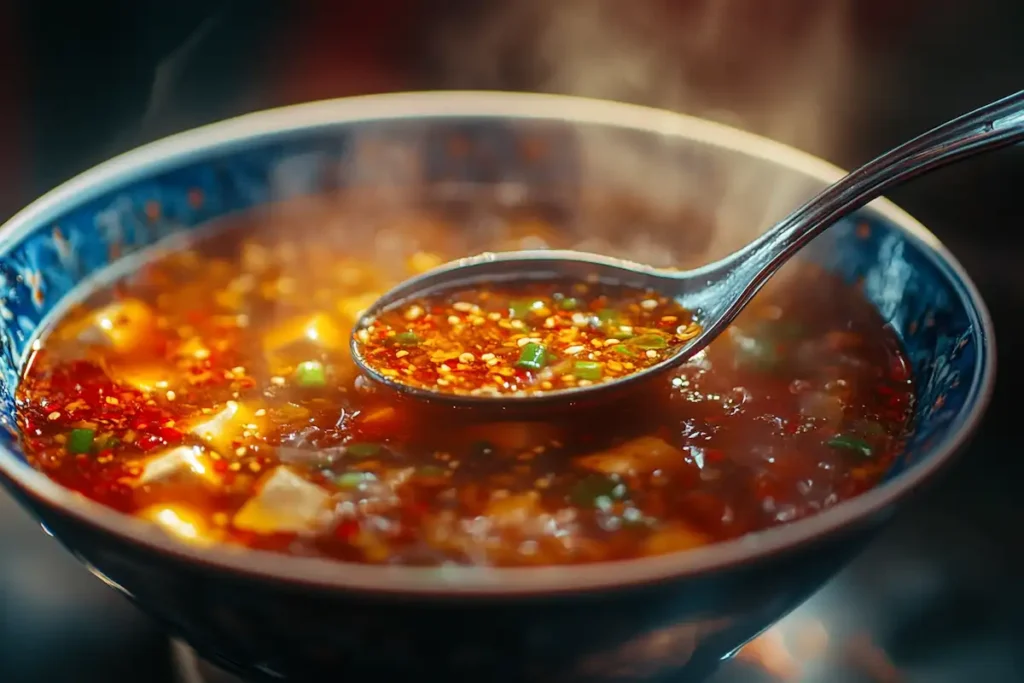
[[334, 519, 360, 541]]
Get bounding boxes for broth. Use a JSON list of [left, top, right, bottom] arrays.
[[15, 211, 914, 567]]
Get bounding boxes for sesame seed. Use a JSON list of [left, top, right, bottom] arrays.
[[640, 299, 658, 310], [452, 301, 474, 312], [47, 411, 60, 421], [271, 376, 286, 386], [480, 353, 495, 361], [396, 350, 409, 358], [447, 315, 461, 325], [404, 305, 424, 321], [564, 345, 585, 355], [646, 349, 658, 359], [459, 352, 475, 363]]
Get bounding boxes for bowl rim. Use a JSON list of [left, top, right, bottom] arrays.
[[0, 90, 996, 597]]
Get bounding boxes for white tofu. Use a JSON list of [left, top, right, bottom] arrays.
[[138, 504, 214, 547], [137, 445, 218, 486], [67, 298, 156, 354], [189, 401, 264, 453], [232, 467, 331, 534]]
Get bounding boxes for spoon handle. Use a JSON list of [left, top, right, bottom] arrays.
[[710, 89, 1024, 300]]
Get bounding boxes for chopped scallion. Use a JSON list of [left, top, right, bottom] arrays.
[[630, 333, 667, 349], [826, 434, 873, 458], [68, 428, 95, 455], [558, 297, 579, 311], [610, 344, 637, 357], [345, 442, 382, 458], [569, 474, 629, 508], [336, 471, 377, 488], [294, 360, 327, 387], [596, 309, 619, 326], [388, 331, 420, 346], [516, 342, 548, 371], [573, 360, 603, 381], [509, 300, 541, 319]]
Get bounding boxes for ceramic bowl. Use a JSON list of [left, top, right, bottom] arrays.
[[0, 92, 994, 682]]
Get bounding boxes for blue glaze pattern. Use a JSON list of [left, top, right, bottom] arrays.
[[0, 119, 984, 489]]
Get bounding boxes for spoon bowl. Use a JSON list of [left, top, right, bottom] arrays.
[[352, 89, 1024, 406], [350, 248, 717, 407]]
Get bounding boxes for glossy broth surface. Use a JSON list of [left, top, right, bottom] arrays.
[[16, 210, 914, 566]]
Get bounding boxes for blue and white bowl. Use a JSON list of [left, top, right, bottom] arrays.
[[0, 92, 995, 682]]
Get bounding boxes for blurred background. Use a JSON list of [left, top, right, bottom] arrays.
[[0, 2, 1021, 681]]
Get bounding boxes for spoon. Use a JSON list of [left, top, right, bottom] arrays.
[[352, 90, 1024, 407]]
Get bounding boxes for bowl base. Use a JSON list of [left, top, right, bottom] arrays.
[[171, 639, 246, 683]]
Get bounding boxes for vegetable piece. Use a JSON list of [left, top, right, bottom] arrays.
[[558, 297, 579, 311], [387, 331, 420, 347], [294, 360, 327, 387], [232, 467, 331, 534], [569, 474, 629, 509], [345, 442, 382, 458], [609, 344, 637, 357], [67, 428, 95, 454], [416, 465, 448, 478], [629, 334, 667, 349], [137, 445, 218, 486], [336, 471, 377, 488], [516, 342, 548, 371], [826, 434, 873, 458], [572, 360, 603, 381], [575, 436, 686, 476], [596, 308, 619, 326], [509, 299, 544, 319]]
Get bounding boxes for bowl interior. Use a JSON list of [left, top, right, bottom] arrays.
[[0, 93, 990, 568]]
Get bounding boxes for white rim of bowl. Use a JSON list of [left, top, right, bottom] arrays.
[[0, 91, 996, 597]]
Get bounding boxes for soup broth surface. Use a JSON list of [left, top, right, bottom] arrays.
[[16, 208, 914, 566]]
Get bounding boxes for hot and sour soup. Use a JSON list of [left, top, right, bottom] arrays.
[[15, 211, 914, 567]]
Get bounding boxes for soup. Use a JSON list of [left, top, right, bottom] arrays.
[[354, 281, 700, 396], [15, 211, 914, 566]]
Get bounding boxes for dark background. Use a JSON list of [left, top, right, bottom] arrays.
[[0, 2, 1021, 681]]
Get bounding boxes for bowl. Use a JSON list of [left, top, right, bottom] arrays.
[[0, 92, 994, 682]]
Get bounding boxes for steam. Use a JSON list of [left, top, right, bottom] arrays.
[[423, 0, 860, 266]]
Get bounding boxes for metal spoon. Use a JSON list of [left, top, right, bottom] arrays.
[[352, 90, 1024, 407]]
